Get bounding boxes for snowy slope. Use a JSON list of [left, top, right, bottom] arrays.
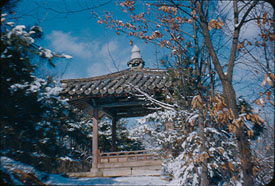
[[45, 175, 168, 185], [1, 156, 168, 185]]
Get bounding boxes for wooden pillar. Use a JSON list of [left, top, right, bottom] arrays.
[[92, 108, 99, 169], [111, 117, 117, 152]]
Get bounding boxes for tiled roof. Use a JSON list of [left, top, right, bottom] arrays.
[[60, 68, 172, 99], [60, 45, 173, 118]]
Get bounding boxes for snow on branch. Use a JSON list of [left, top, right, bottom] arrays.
[[127, 82, 176, 111], [2, 21, 72, 67]]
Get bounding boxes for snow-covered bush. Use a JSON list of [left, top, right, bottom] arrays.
[[131, 96, 248, 185], [0, 16, 91, 173]]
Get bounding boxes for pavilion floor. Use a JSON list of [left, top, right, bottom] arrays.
[[67, 150, 162, 178]]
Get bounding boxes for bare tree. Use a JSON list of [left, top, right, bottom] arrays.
[[95, 0, 275, 185]]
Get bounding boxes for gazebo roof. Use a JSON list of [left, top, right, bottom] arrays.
[[61, 68, 171, 98], [60, 46, 172, 118], [60, 68, 172, 118]]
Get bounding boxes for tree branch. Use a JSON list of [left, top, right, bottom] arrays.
[[227, 1, 258, 82]]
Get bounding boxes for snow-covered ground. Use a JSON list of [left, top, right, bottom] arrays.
[[1, 156, 169, 185], [46, 174, 168, 185]]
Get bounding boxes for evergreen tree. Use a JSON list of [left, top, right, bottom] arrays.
[[0, 17, 91, 172], [98, 117, 143, 153]]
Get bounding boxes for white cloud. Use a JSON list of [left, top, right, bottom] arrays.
[[86, 62, 114, 77], [46, 31, 93, 59], [62, 71, 79, 79], [99, 40, 118, 57], [46, 31, 134, 78], [86, 40, 129, 77]]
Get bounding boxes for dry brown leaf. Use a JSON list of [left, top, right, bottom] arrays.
[[265, 91, 272, 99], [218, 148, 224, 154], [267, 77, 274, 86], [260, 97, 265, 107], [218, 17, 224, 25], [237, 43, 244, 50], [229, 108, 234, 118], [256, 115, 264, 123], [251, 116, 255, 124], [270, 73, 275, 80], [211, 164, 217, 168], [97, 19, 103, 24], [222, 163, 227, 170], [232, 176, 236, 183], [257, 16, 261, 27], [260, 92, 263, 96], [248, 129, 254, 138], [228, 124, 232, 132], [229, 162, 234, 171], [252, 166, 258, 176], [263, 13, 268, 25], [254, 99, 259, 106], [241, 105, 245, 113], [200, 154, 204, 162], [204, 153, 209, 159], [261, 74, 268, 86], [233, 126, 237, 133], [191, 96, 198, 109]]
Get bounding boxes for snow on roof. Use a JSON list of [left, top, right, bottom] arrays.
[[61, 68, 171, 97]]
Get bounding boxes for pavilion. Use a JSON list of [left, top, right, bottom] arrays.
[[60, 45, 172, 177]]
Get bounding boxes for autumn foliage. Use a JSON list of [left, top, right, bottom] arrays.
[[96, 0, 274, 185]]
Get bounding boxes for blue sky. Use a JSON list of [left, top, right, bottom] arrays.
[[13, 0, 162, 80], [8, 0, 274, 124], [13, 0, 259, 81], [10, 1, 272, 103]]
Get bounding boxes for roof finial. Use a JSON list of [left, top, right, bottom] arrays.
[[128, 45, 144, 69], [131, 45, 141, 59]]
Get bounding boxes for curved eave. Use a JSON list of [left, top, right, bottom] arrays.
[[60, 68, 172, 99]]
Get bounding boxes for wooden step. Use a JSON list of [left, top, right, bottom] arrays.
[[67, 165, 162, 178], [98, 159, 162, 169], [101, 166, 162, 177], [67, 170, 102, 178]]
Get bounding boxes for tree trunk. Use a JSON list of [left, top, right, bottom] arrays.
[[222, 80, 254, 185], [198, 110, 209, 186], [195, 1, 254, 185]]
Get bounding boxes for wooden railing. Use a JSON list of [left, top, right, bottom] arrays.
[[99, 150, 159, 163]]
